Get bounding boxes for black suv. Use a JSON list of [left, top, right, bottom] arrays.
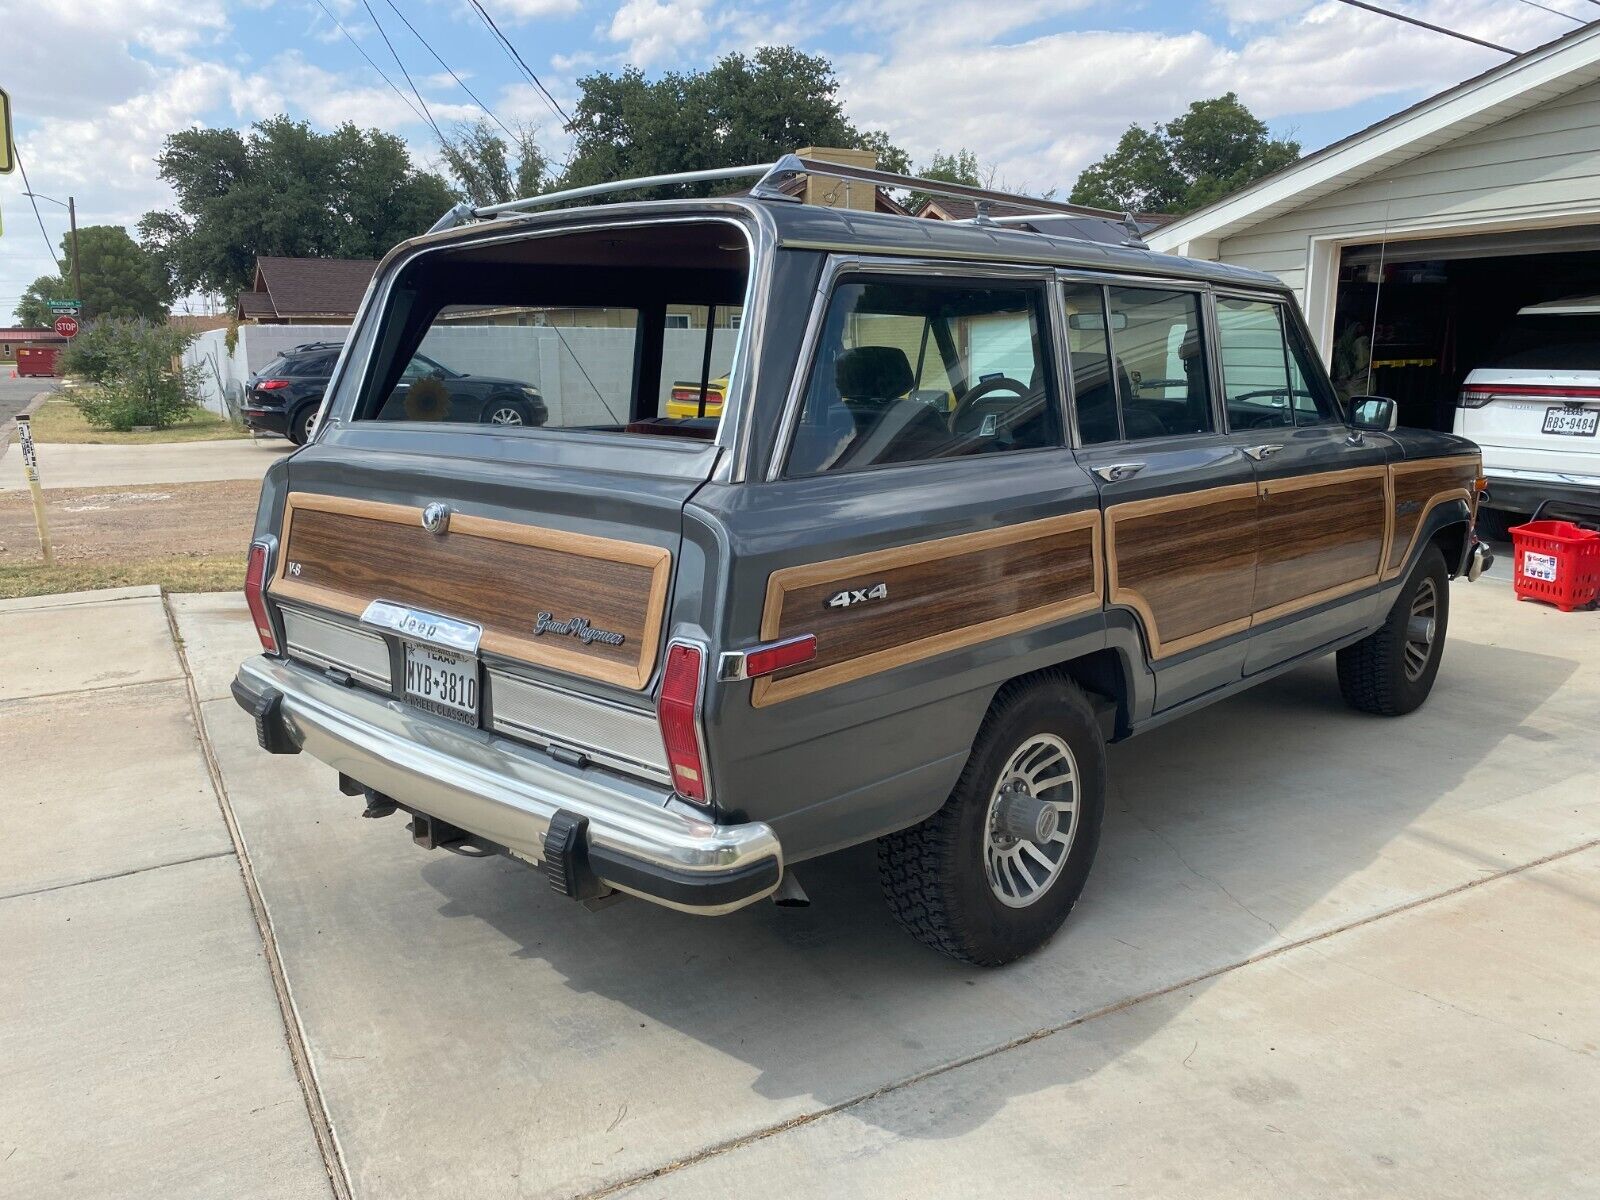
[[243, 342, 547, 444]]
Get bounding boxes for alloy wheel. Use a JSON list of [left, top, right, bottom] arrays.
[[1404, 577, 1439, 682], [488, 406, 524, 425], [984, 733, 1080, 908]]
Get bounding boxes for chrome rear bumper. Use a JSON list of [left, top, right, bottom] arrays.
[[232, 655, 782, 915]]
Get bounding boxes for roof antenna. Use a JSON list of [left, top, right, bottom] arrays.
[[1364, 196, 1392, 398]]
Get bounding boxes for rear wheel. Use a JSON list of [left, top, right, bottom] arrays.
[[288, 404, 318, 445], [1337, 544, 1450, 716], [878, 676, 1105, 966]]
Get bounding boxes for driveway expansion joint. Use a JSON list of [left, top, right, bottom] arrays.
[[0, 849, 237, 903]]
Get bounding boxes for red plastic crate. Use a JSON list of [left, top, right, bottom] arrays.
[[1510, 519, 1600, 612]]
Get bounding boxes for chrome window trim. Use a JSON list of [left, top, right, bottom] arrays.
[[765, 255, 1065, 482], [320, 208, 771, 468]]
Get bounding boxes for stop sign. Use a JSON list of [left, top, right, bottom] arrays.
[[54, 314, 79, 338]]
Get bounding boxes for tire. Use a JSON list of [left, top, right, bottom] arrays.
[[481, 396, 532, 427], [288, 404, 318, 446], [1475, 507, 1518, 542], [1337, 544, 1450, 717], [877, 675, 1106, 966]]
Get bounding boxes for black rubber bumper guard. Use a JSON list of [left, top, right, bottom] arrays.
[[232, 672, 781, 912]]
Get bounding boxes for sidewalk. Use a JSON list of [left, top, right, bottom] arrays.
[[0, 437, 285, 492], [0, 586, 332, 1199], [4, 578, 1597, 1198]]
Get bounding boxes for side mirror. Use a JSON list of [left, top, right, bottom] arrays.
[[1350, 395, 1397, 432]]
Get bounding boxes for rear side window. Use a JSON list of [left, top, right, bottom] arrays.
[[1216, 297, 1340, 429], [785, 277, 1060, 477], [1064, 283, 1212, 443]]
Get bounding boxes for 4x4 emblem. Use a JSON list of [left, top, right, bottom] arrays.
[[827, 582, 888, 609]]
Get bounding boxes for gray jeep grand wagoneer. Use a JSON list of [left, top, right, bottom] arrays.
[[234, 157, 1492, 965]]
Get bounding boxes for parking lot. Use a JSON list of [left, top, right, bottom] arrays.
[[3, 573, 1597, 1199]]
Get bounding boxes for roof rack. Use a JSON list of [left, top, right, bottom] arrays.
[[427, 154, 1140, 240]]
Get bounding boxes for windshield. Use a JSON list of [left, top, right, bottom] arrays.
[[1483, 314, 1600, 371], [348, 221, 749, 440]]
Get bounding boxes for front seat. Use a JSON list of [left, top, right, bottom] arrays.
[[831, 346, 950, 467]]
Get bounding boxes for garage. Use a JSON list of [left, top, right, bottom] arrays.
[[1149, 21, 1600, 518]]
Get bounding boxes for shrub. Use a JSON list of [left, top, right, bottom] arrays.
[[60, 319, 205, 431]]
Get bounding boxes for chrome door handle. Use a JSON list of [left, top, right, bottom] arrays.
[[1242, 444, 1282, 461], [1092, 462, 1146, 482]]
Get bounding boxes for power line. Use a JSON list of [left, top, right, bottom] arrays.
[[361, 0, 448, 146], [382, 0, 518, 141], [463, 0, 572, 127], [309, 0, 429, 125], [1331, 0, 1519, 53], [1514, 0, 1584, 23], [13, 147, 63, 268]]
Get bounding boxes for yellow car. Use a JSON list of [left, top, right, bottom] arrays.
[[666, 377, 728, 419]]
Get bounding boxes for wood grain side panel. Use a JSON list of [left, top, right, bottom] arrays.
[[1384, 455, 1481, 579], [752, 512, 1102, 707], [270, 492, 671, 690], [1254, 468, 1388, 615], [1107, 485, 1258, 658]]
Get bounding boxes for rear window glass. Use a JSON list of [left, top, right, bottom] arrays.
[[346, 222, 748, 440], [1484, 315, 1600, 370]]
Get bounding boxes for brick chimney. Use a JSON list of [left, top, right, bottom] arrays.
[[794, 146, 879, 212]]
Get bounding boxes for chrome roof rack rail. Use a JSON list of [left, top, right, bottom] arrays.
[[423, 154, 1142, 241], [751, 154, 1127, 221]]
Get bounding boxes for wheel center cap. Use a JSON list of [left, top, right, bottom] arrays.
[[994, 784, 1058, 846]]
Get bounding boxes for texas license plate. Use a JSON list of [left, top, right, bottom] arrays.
[[1542, 406, 1598, 436], [403, 642, 479, 725]]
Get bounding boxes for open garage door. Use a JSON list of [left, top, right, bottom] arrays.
[[1330, 224, 1600, 432]]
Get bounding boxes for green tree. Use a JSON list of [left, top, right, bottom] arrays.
[[559, 47, 907, 195], [60, 319, 204, 431], [15, 275, 72, 328], [441, 119, 549, 208], [1069, 93, 1300, 214], [907, 148, 982, 212], [138, 116, 456, 297]]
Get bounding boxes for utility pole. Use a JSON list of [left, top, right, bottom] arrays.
[[67, 196, 83, 309]]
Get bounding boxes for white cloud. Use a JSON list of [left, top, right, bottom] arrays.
[[607, 0, 726, 67], [497, 0, 584, 19]]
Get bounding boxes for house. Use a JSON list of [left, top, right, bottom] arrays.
[[0, 327, 67, 365], [235, 256, 379, 324], [1147, 22, 1600, 432]]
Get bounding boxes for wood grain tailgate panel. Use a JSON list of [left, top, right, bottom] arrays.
[[271, 492, 671, 690]]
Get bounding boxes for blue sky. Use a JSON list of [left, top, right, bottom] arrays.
[[0, 0, 1587, 317]]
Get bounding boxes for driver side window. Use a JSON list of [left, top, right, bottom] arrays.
[[785, 276, 1060, 477]]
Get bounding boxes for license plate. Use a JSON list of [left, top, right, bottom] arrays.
[[1542, 406, 1598, 436], [403, 642, 479, 725], [1521, 551, 1559, 582]]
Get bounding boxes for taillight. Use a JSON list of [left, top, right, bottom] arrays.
[[657, 641, 709, 804], [670, 387, 701, 404], [1457, 388, 1494, 409], [257, 379, 290, 390], [245, 539, 277, 653]]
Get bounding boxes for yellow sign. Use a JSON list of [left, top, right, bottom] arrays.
[[0, 87, 12, 174]]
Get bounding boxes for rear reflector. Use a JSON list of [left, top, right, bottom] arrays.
[[657, 642, 709, 804], [245, 540, 277, 653], [257, 379, 290, 390], [742, 634, 817, 678]]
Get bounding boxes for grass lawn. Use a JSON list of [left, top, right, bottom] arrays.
[[27, 397, 253, 444], [0, 554, 242, 599]]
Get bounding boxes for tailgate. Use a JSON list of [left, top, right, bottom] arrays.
[[268, 437, 708, 694]]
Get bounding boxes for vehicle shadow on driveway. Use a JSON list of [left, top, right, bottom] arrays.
[[414, 638, 1583, 1156]]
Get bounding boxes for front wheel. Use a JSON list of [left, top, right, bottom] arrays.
[[878, 676, 1106, 966], [481, 397, 533, 427], [1337, 544, 1450, 716]]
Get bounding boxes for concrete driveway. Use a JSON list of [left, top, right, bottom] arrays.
[[5, 575, 1598, 1198], [0, 436, 285, 492]]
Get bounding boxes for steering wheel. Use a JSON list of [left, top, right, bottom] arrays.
[[949, 375, 1031, 435]]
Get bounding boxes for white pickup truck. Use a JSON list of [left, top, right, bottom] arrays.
[[1455, 295, 1600, 532]]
